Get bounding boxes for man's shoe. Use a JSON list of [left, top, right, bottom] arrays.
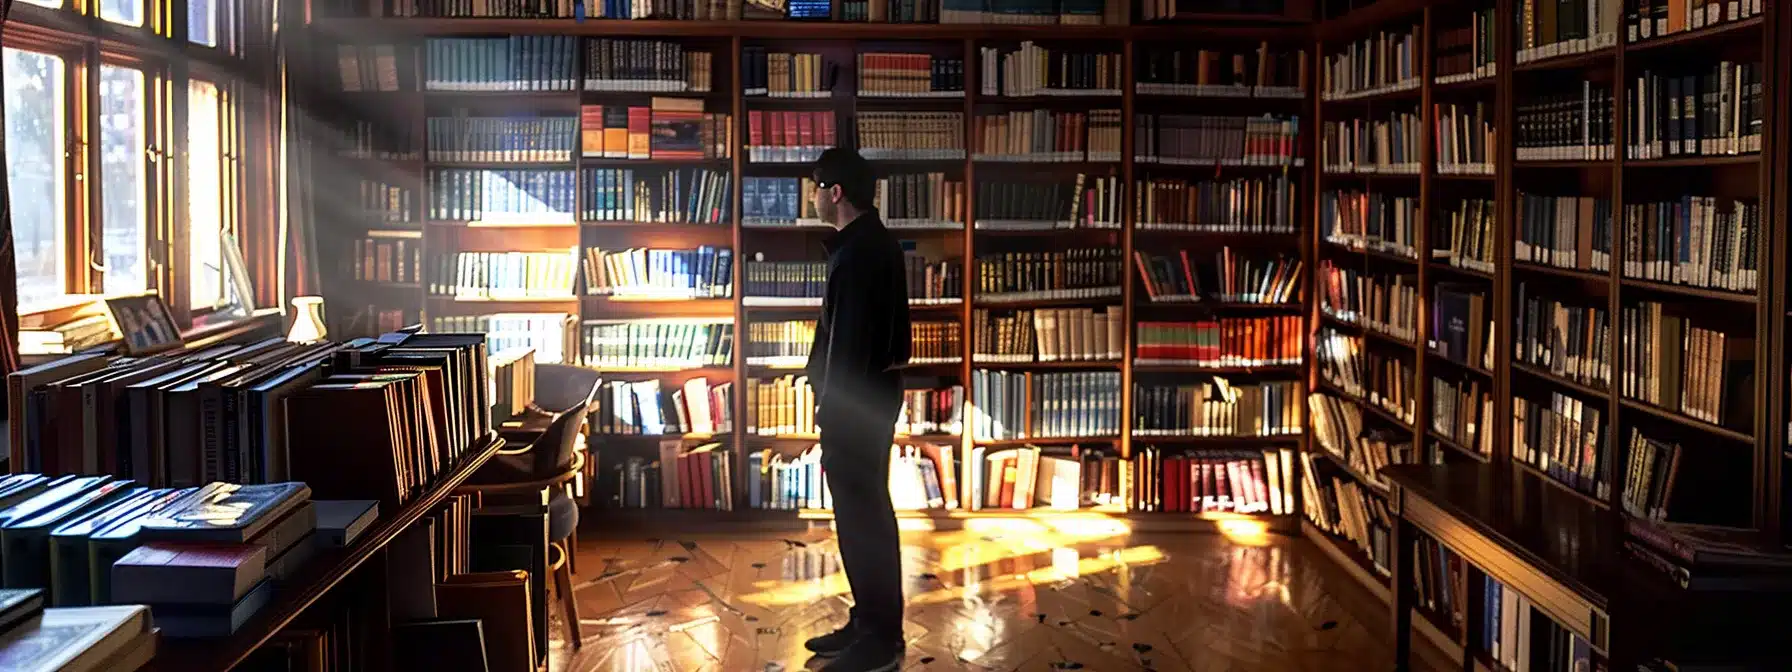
[[803, 623, 859, 657], [819, 637, 904, 672]]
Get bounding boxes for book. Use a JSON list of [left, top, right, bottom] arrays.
[[1317, 261, 1418, 342], [1320, 190, 1419, 258], [423, 36, 577, 91], [972, 307, 1124, 363], [1433, 6, 1498, 83], [1619, 196, 1760, 293], [972, 109, 1123, 162], [978, 43, 1120, 97], [111, 542, 266, 605], [1133, 114, 1303, 166], [1515, 81, 1616, 161], [314, 500, 379, 548], [969, 370, 1120, 441], [153, 578, 274, 638], [974, 248, 1123, 301], [425, 114, 576, 163], [851, 111, 964, 161], [1299, 453, 1393, 573], [52, 487, 197, 607], [1431, 375, 1493, 457], [1513, 389, 1609, 497], [582, 168, 732, 225], [1315, 328, 1416, 424], [0, 478, 140, 591], [1135, 44, 1307, 97], [1433, 102, 1495, 175], [1133, 317, 1303, 368], [1430, 284, 1492, 370], [1621, 427, 1683, 521], [581, 320, 734, 369], [581, 246, 733, 298], [425, 168, 577, 224], [1134, 174, 1296, 233], [1320, 25, 1421, 100], [0, 589, 43, 635], [1133, 378, 1303, 437], [1515, 193, 1613, 273], [1515, 282, 1613, 389], [1309, 393, 1417, 491], [971, 176, 1121, 229], [137, 481, 310, 543], [857, 52, 964, 96], [0, 604, 151, 671], [1322, 111, 1423, 174]]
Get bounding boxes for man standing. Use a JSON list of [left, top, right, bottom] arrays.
[[801, 148, 910, 672]]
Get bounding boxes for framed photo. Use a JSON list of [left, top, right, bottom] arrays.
[[217, 232, 256, 320], [103, 293, 183, 356]]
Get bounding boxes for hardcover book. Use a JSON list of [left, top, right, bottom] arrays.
[[111, 542, 266, 606], [49, 487, 195, 607], [137, 481, 311, 543], [0, 604, 150, 672], [0, 480, 139, 591], [314, 500, 379, 548], [0, 588, 43, 634]]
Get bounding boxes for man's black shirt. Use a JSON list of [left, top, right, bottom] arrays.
[[805, 211, 912, 428]]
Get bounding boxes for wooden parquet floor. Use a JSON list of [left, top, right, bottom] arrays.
[[547, 522, 1419, 672]]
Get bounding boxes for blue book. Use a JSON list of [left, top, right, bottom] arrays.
[[154, 578, 275, 638]]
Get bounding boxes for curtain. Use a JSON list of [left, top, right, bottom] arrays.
[[0, 0, 22, 404]]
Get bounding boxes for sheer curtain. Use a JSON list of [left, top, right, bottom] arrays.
[[0, 0, 21, 391]]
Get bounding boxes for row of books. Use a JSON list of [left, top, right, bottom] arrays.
[[426, 168, 576, 223], [1483, 570, 1601, 671], [1317, 263, 1418, 344], [350, 236, 423, 285], [583, 168, 732, 224], [741, 255, 962, 301], [970, 370, 1121, 440], [580, 320, 735, 369], [1514, 390, 1610, 498], [1309, 393, 1413, 491], [1320, 25, 1420, 100], [743, 446, 828, 511], [1433, 7, 1496, 82], [744, 110, 843, 163], [971, 307, 1124, 363], [745, 375, 819, 436], [426, 115, 577, 163], [1410, 534, 1465, 638], [971, 109, 1122, 162], [1514, 0, 1620, 63], [336, 43, 408, 92], [431, 250, 578, 299], [741, 49, 836, 97], [857, 53, 964, 96], [1431, 375, 1492, 456], [899, 387, 966, 435], [1133, 379, 1303, 438], [910, 322, 964, 363], [593, 377, 734, 436], [609, 441, 734, 509], [352, 179, 413, 223], [1123, 448, 1297, 514], [1621, 426, 1682, 523], [583, 39, 713, 91], [1320, 190, 1419, 259], [974, 248, 1123, 301], [1515, 83, 1616, 161], [1516, 283, 1613, 389], [1620, 197, 1761, 293], [429, 314, 576, 364], [582, 246, 734, 298], [1300, 456, 1392, 574], [856, 111, 965, 160], [1431, 284, 1493, 370], [978, 43, 1120, 97], [1516, 193, 1614, 273], [578, 104, 733, 160], [745, 321, 816, 364], [743, 174, 967, 227], [1133, 114, 1302, 166], [1316, 328, 1417, 425], [1628, 61, 1764, 159], [973, 176, 1122, 229], [1619, 302, 1748, 427], [1628, 0, 1764, 43], [1134, 175, 1297, 233], [340, 119, 418, 161], [1322, 112, 1422, 174], [1134, 316, 1303, 368], [1434, 102, 1495, 175], [1134, 45, 1307, 97], [1436, 198, 1496, 273], [1133, 248, 1303, 304], [424, 36, 580, 91]]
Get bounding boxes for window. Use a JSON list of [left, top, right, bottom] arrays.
[[101, 0, 144, 27], [99, 65, 149, 294], [188, 0, 217, 46], [3, 48, 68, 313], [187, 79, 224, 308], [17, 0, 62, 8]]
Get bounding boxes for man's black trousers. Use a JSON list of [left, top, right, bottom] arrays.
[[819, 409, 903, 644]]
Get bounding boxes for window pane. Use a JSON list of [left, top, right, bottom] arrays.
[[101, 0, 144, 26], [3, 48, 68, 311], [100, 65, 148, 295], [187, 0, 216, 46], [188, 80, 223, 308]]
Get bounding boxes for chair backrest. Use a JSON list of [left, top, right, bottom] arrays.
[[533, 364, 601, 414], [530, 401, 590, 474]]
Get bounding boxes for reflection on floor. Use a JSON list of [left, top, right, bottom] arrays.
[[549, 519, 1412, 671]]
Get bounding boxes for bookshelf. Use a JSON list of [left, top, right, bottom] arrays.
[[308, 3, 1316, 527]]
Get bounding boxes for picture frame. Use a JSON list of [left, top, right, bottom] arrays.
[[103, 293, 184, 356], [217, 232, 257, 320]]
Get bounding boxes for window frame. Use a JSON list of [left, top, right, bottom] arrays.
[[4, 0, 274, 329]]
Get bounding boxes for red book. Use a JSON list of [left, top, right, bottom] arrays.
[[797, 111, 815, 150], [998, 460, 1018, 509], [698, 452, 715, 510], [748, 110, 765, 147], [112, 542, 266, 605], [779, 111, 799, 148], [678, 453, 695, 508], [819, 110, 836, 146], [1162, 457, 1181, 512]]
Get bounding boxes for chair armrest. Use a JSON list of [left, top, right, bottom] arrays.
[[454, 450, 586, 496]]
